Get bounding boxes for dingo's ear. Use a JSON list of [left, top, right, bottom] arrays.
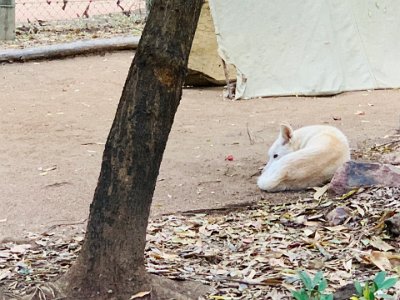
[[280, 123, 293, 144]]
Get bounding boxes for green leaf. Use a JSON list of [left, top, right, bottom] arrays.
[[371, 282, 378, 294], [291, 290, 302, 300], [312, 271, 323, 287], [299, 271, 313, 290], [379, 277, 398, 290], [320, 294, 333, 300], [338, 188, 358, 200], [318, 278, 328, 292], [354, 281, 363, 295], [363, 284, 374, 300], [374, 271, 387, 288], [291, 289, 309, 300]]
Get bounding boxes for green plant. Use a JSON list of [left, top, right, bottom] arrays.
[[351, 271, 398, 300], [291, 271, 333, 300]]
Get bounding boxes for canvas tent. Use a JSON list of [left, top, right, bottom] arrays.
[[192, 0, 400, 99], [186, 0, 235, 86]]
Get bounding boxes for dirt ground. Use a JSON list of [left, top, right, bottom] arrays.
[[0, 51, 399, 239]]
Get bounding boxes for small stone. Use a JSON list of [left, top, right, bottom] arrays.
[[385, 213, 400, 237], [329, 161, 400, 195], [326, 207, 351, 226], [334, 283, 357, 300], [68, 242, 79, 250]]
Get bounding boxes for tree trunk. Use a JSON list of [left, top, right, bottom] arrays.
[[59, 0, 203, 298], [145, 0, 153, 16]]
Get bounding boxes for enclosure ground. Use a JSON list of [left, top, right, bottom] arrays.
[[0, 51, 400, 239], [0, 14, 144, 50]]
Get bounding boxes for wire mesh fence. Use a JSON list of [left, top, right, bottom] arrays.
[[16, 0, 147, 24], [0, 0, 147, 48]]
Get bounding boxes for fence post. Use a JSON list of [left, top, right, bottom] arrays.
[[0, 0, 15, 40]]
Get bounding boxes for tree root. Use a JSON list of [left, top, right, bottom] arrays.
[[0, 274, 210, 300]]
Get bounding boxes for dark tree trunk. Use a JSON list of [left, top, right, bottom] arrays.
[[59, 0, 203, 298], [145, 0, 153, 16]]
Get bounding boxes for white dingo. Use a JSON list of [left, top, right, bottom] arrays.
[[257, 124, 350, 192]]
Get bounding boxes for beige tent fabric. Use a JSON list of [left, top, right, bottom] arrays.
[[209, 0, 400, 99], [186, 0, 235, 86]]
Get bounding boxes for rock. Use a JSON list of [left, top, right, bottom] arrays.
[[334, 283, 357, 300], [329, 161, 400, 195], [385, 213, 400, 237], [326, 207, 351, 226]]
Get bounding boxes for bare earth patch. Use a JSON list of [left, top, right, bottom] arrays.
[[1, 52, 400, 298], [1, 52, 400, 238]]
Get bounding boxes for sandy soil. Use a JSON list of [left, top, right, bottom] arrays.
[[0, 52, 399, 239]]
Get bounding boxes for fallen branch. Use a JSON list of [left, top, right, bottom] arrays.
[[215, 276, 282, 287], [0, 36, 140, 63], [197, 179, 222, 186], [178, 201, 259, 216]]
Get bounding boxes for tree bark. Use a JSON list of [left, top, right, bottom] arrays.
[[145, 0, 153, 16], [59, 0, 203, 298]]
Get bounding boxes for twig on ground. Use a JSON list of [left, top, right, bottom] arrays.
[[197, 180, 222, 186], [246, 123, 256, 145], [215, 276, 281, 287], [179, 201, 258, 216], [43, 218, 88, 233]]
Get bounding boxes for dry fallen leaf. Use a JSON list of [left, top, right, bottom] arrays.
[[0, 270, 11, 281], [313, 184, 329, 201], [325, 225, 349, 232], [10, 244, 31, 254], [1, 186, 399, 299], [365, 251, 393, 271], [209, 296, 232, 300], [343, 259, 352, 272], [129, 291, 151, 299], [370, 237, 395, 252]]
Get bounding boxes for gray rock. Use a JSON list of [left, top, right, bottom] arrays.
[[385, 213, 400, 237], [326, 207, 351, 226], [329, 161, 400, 195], [334, 283, 357, 300]]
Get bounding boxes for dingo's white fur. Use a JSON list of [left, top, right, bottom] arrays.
[[257, 124, 350, 192]]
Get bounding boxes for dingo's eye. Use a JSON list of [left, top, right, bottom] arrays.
[[273, 154, 278, 159]]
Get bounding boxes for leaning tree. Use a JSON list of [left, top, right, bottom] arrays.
[[55, 1, 204, 299]]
